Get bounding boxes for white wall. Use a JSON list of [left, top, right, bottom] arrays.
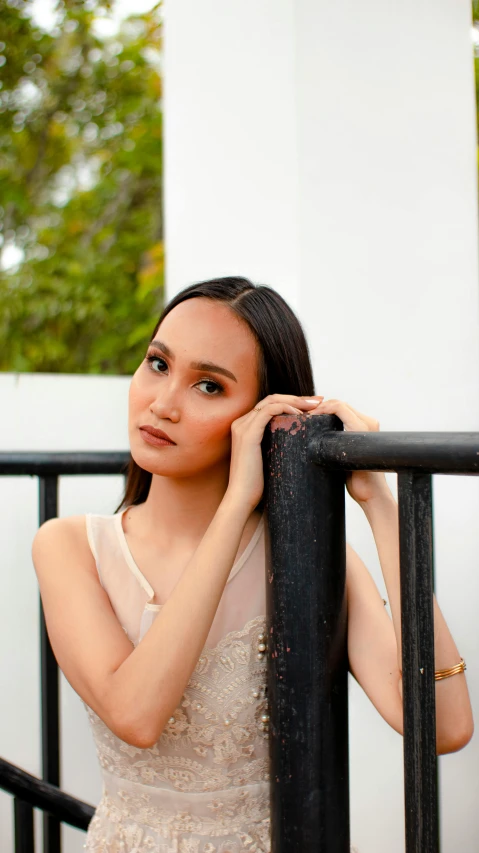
[[163, 1, 479, 851], [0, 373, 131, 853]]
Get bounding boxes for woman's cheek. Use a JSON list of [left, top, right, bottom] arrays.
[[186, 412, 234, 456], [203, 404, 240, 434]]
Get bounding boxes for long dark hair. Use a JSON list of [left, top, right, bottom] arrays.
[[116, 276, 315, 511]]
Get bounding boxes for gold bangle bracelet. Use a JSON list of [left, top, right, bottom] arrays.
[[434, 658, 466, 681]]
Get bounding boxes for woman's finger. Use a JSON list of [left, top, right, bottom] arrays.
[[343, 403, 380, 431], [232, 401, 305, 434], [251, 402, 304, 419], [313, 399, 369, 432], [253, 395, 323, 414]]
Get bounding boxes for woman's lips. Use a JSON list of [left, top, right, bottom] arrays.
[[139, 426, 176, 447]]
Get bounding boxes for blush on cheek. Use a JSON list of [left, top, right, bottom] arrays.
[[189, 415, 235, 447]]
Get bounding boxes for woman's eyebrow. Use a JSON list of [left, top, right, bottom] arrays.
[[149, 339, 237, 382], [150, 339, 173, 358], [191, 360, 238, 382]]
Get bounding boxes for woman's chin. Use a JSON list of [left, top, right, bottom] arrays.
[[130, 446, 201, 479], [130, 447, 226, 481], [130, 445, 179, 477]]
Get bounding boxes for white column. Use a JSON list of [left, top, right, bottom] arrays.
[[163, 0, 300, 307]]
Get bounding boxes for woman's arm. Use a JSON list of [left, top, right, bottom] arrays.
[[311, 398, 474, 755], [33, 496, 251, 748], [361, 486, 474, 753], [105, 496, 254, 743], [98, 494, 259, 747]]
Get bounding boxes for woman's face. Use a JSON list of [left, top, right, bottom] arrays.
[[128, 297, 261, 478]]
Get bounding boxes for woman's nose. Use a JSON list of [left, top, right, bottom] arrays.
[[149, 387, 181, 422]]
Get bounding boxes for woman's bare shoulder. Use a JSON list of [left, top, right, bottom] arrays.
[[33, 512, 88, 540], [32, 514, 95, 575]]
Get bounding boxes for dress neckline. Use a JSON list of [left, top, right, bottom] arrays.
[[113, 506, 264, 610]]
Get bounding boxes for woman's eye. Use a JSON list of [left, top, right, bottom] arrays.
[[145, 357, 222, 395], [197, 379, 222, 395], [146, 355, 167, 372]]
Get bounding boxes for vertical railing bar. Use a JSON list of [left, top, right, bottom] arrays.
[[398, 472, 439, 853], [430, 479, 441, 847], [14, 797, 35, 853], [264, 413, 349, 853], [39, 475, 61, 853]]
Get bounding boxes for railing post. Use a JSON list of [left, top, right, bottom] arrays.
[[398, 472, 439, 853], [263, 413, 349, 853], [14, 798, 35, 853], [39, 476, 61, 853]]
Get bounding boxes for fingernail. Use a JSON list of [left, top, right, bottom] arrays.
[[304, 399, 321, 405]]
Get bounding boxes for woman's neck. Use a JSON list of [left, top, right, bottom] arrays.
[[137, 463, 233, 545]]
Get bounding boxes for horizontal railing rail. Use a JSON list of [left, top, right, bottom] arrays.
[[0, 756, 94, 829], [310, 430, 479, 473], [0, 451, 130, 476]]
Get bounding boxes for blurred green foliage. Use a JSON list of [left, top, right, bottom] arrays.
[[0, 0, 163, 374], [474, 3, 479, 173]]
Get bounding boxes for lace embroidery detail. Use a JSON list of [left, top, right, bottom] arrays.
[[84, 792, 360, 853], [85, 617, 270, 795], [85, 786, 270, 838]]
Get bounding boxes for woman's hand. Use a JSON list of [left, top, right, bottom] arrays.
[[310, 398, 391, 505], [225, 394, 324, 515]]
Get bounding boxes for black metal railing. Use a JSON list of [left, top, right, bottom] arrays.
[[263, 414, 478, 853], [0, 452, 129, 853], [1, 421, 477, 853], [0, 756, 95, 850]]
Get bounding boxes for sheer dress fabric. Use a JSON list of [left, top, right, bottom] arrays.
[[83, 508, 270, 853], [82, 508, 360, 853]]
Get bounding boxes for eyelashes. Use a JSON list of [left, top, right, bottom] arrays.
[[145, 355, 225, 396], [198, 379, 224, 395], [145, 354, 168, 373]]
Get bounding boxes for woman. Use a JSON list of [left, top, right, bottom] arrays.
[[32, 276, 474, 853]]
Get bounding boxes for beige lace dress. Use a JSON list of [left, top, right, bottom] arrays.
[[82, 507, 360, 853], [83, 507, 271, 853]]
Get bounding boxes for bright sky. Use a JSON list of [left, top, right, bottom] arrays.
[[30, 0, 159, 35]]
